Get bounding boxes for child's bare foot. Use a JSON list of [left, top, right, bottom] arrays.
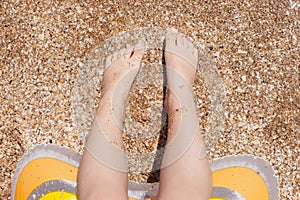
[[87, 44, 145, 165], [164, 29, 198, 88], [158, 30, 211, 200], [102, 43, 145, 105], [163, 29, 199, 139], [78, 44, 145, 200], [93, 43, 145, 148]]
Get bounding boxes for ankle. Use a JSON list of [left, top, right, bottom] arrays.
[[164, 88, 196, 113]]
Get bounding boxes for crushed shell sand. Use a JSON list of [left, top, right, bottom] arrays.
[[1, 0, 299, 199]]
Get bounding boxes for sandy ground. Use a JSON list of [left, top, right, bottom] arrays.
[[1, 0, 299, 199]]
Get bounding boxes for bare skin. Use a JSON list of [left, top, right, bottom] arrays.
[[158, 29, 212, 200], [77, 44, 145, 200], [77, 30, 212, 200]]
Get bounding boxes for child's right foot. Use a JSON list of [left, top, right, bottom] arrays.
[[164, 29, 199, 116], [158, 30, 212, 200], [164, 29, 198, 89]]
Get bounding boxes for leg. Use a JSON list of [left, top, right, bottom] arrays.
[[158, 30, 212, 200], [77, 44, 145, 200]]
